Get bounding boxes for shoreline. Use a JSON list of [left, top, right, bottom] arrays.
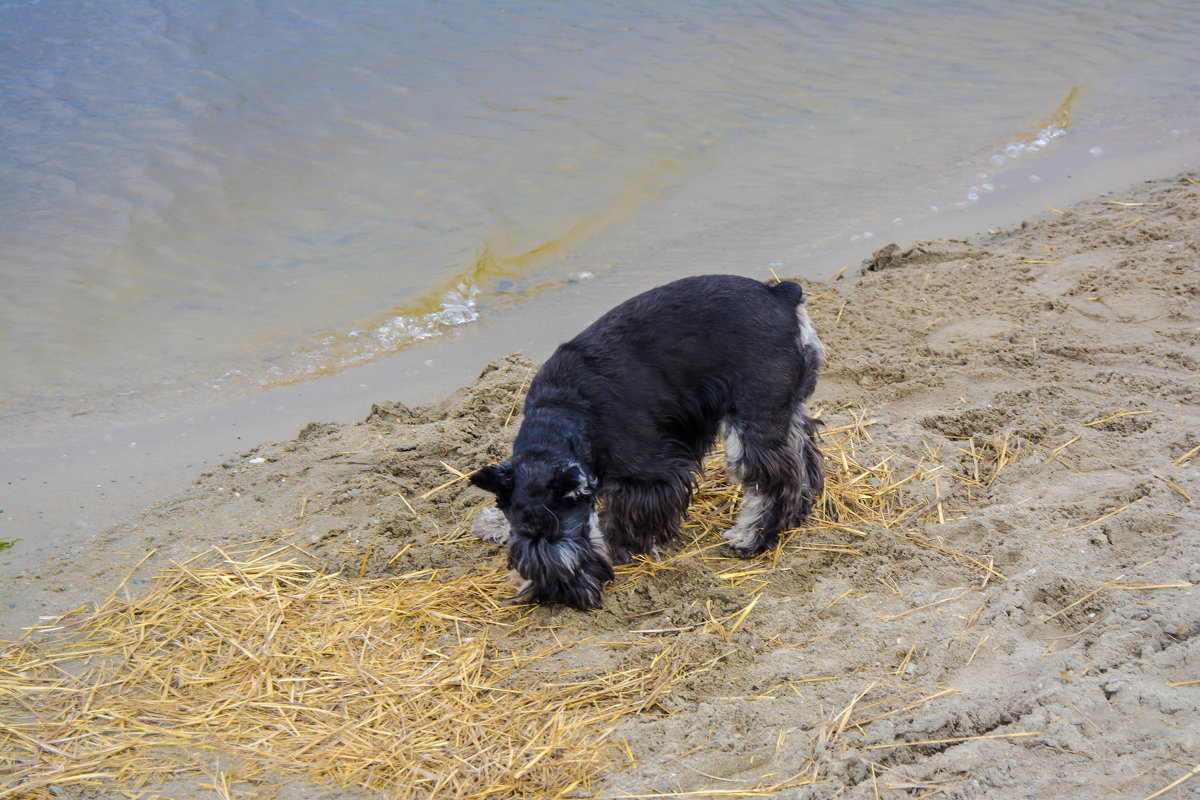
[[3, 139, 1198, 588], [2, 170, 1198, 799]]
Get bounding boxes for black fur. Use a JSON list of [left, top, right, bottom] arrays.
[[469, 274, 825, 610]]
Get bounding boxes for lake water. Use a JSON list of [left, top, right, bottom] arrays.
[[3, 0, 1199, 443]]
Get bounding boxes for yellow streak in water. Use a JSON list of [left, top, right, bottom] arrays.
[[267, 157, 688, 387], [1005, 85, 1081, 152]]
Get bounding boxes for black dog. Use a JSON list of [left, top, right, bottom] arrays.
[[470, 274, 825, 609]]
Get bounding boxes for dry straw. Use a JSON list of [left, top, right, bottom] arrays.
[[2, 550, 704, 799], [1, 408, 1010, 799]]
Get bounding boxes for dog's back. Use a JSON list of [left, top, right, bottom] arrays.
[[524, 275, 814, 479]]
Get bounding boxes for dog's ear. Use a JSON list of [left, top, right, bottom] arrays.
[[551, 462, 593, 501], [470, 461, 514, 505]]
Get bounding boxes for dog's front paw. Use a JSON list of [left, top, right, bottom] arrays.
[[722, 524, 769, 557], [471, 506, 510, 545], [724, 540, 769, 558]]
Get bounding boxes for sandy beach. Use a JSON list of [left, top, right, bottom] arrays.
[[2, 173, 1198, 798]]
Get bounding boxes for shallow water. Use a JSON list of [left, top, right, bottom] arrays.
[[2, 0, 1199, 436]]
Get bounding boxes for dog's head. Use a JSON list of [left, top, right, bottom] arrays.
[[470, 459, 613, 610]]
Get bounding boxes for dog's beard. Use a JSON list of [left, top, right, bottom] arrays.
[[506, 513, 613, 610]]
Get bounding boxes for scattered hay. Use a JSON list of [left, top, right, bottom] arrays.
[[629, 407, 1014, 585], [0, 406, 1019, 799], [0, 550, 697, 799]]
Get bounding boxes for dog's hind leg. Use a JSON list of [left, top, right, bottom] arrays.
[[791, 406, 825, 522], [722, 409, 822, 556], [722, 452, 801, 556]]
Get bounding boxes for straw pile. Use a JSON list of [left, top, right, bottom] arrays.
[[1, 408, 1014, 799], [1, 548, 704, 799]]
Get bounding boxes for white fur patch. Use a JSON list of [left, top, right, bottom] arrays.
[[555, 537, 582, 572], [723, 488, 767, 548], [587, 510, 610, 564], [563, 462, 592, 500], [471, 506, 510, 544], [796, 303, 825, 367], [508, 570, 533, 597], [719, 418, 746, 481]]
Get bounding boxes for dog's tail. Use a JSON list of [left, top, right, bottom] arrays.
[[769, 279, 805, 308]]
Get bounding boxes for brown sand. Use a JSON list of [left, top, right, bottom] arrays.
[[2, 173, 1198, 799]]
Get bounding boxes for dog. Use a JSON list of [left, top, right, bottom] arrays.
[[469, 274, 825, 609]]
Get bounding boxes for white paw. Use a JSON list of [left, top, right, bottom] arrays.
[[722, 523, 756, 548], [471, 506, 510, 544]]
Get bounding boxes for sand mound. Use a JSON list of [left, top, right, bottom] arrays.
[[3, 174, 1198, 799]]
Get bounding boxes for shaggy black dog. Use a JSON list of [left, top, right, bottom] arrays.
[[470, 274, 824, 609]]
